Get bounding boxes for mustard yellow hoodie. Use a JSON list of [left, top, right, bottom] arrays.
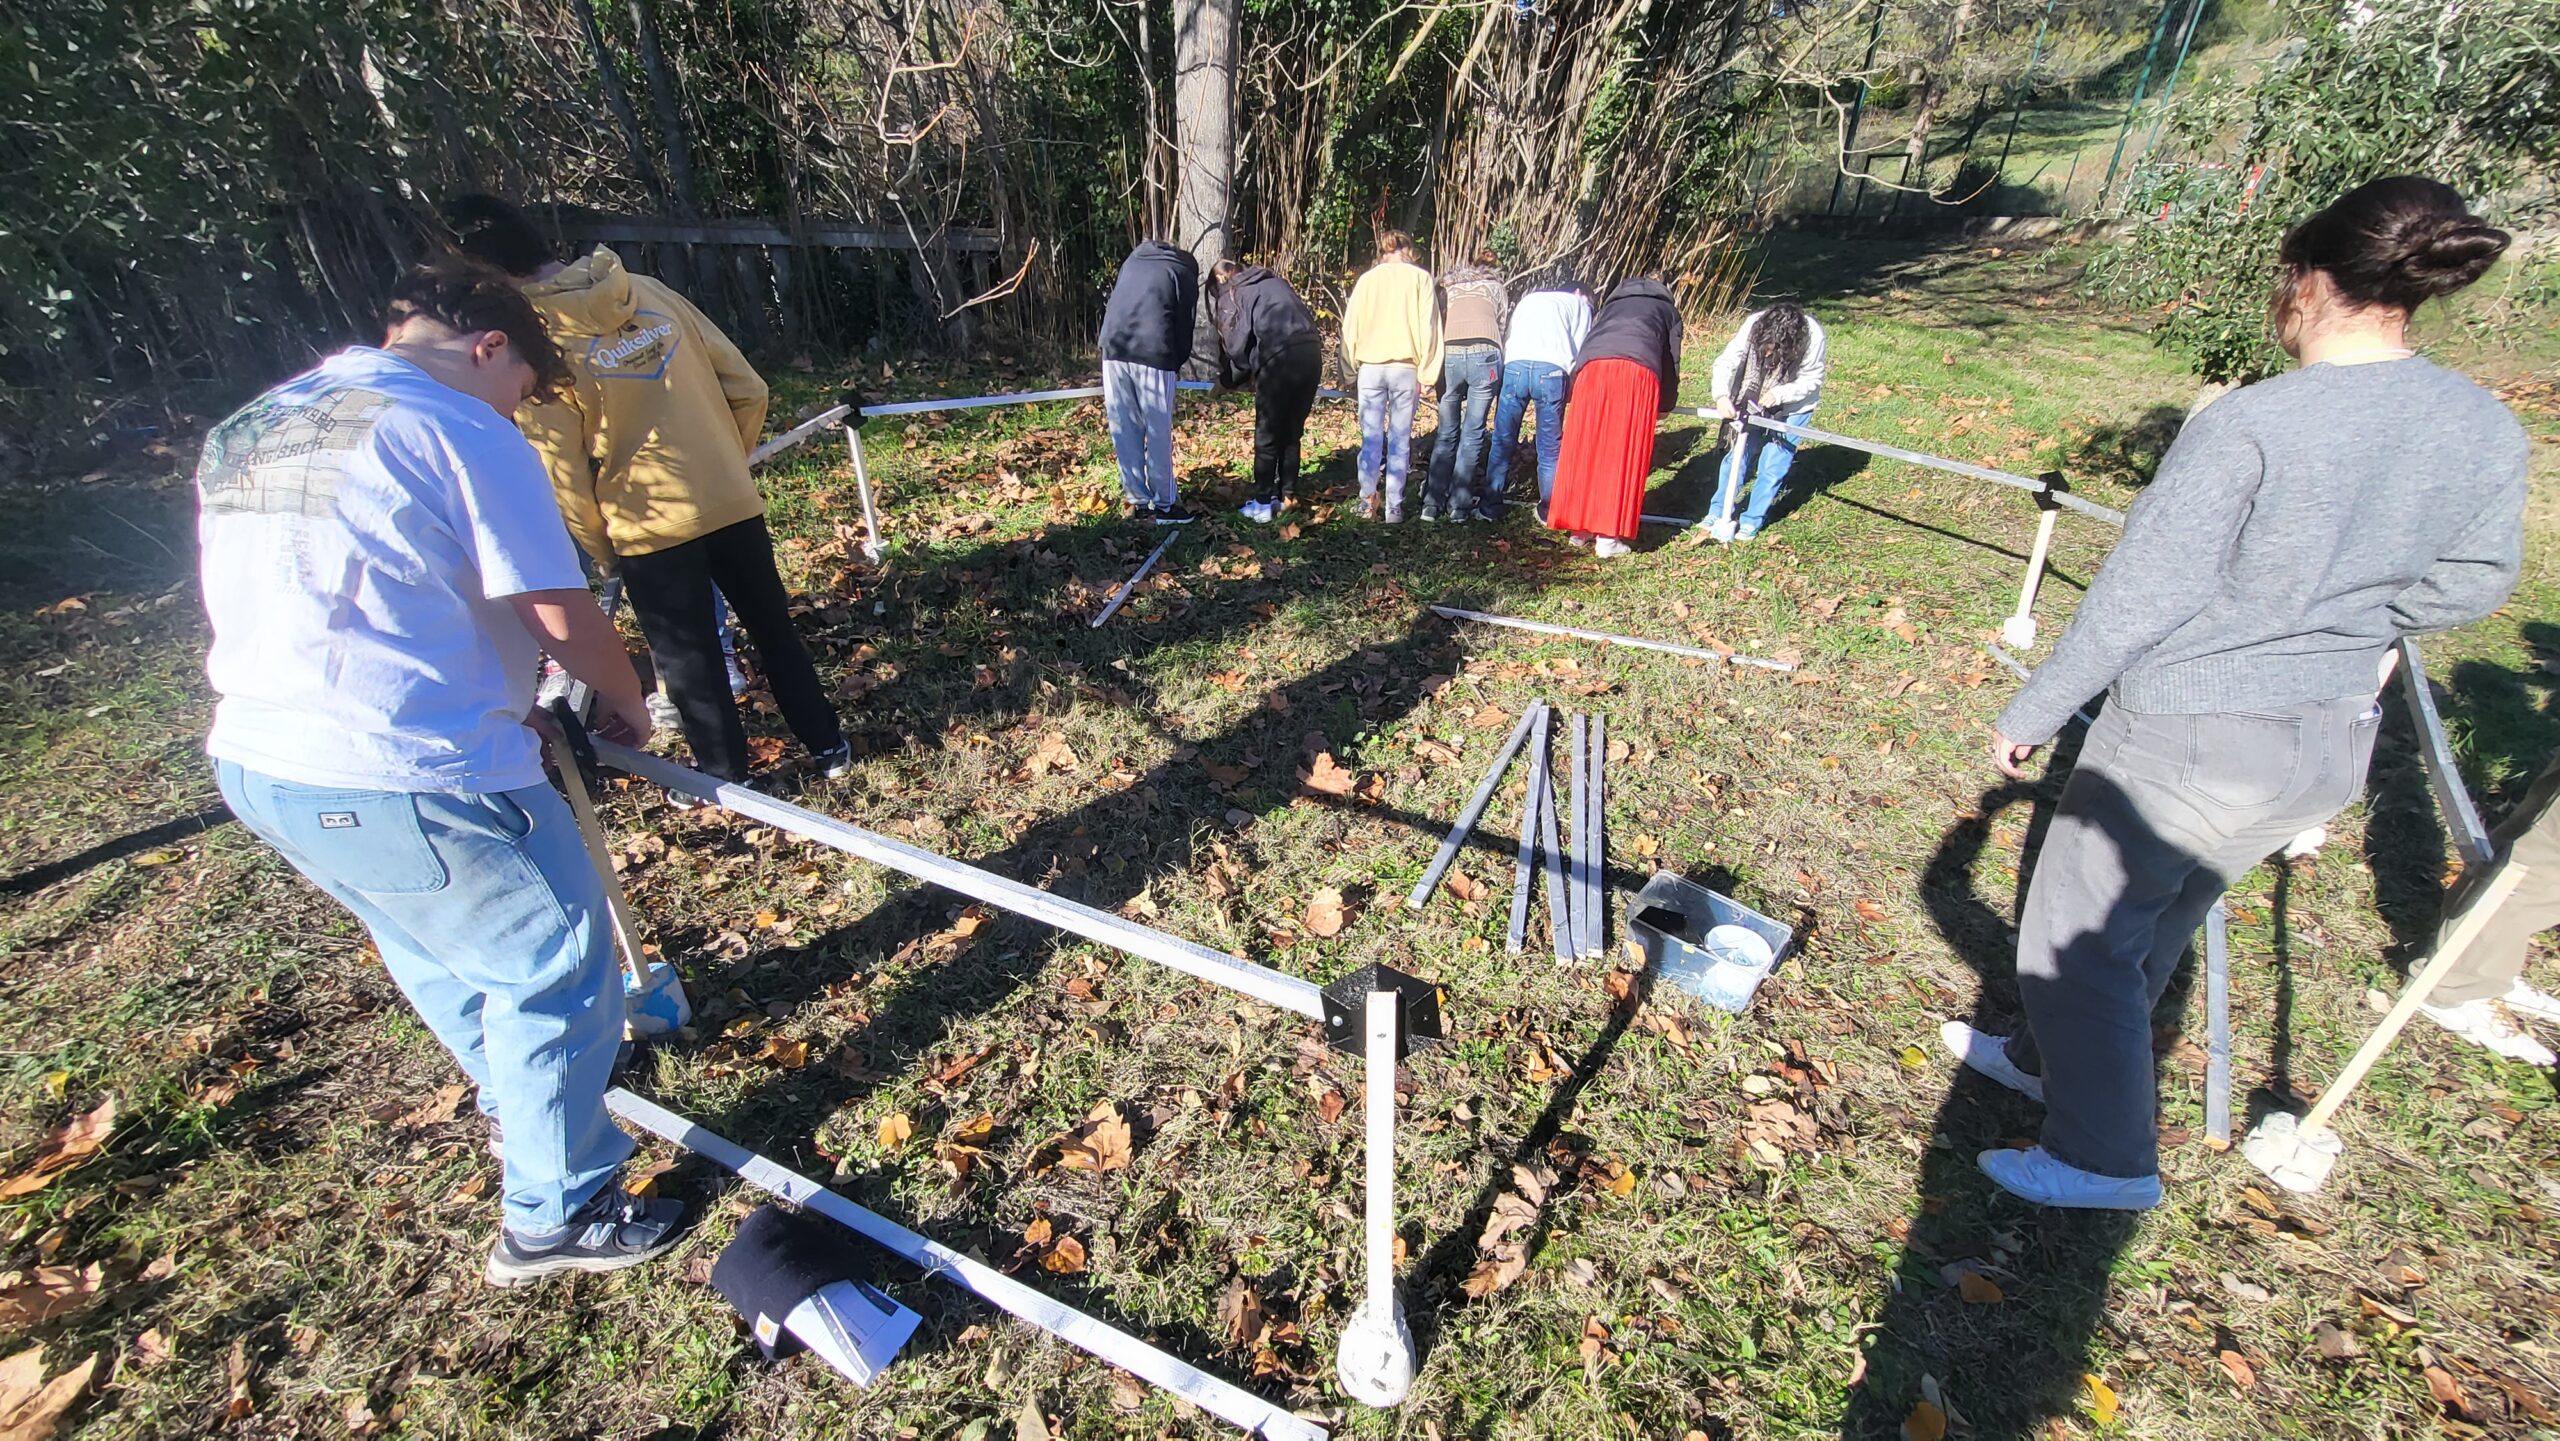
[[1340, 259, 1443, 388], [518, 248, 770, 562]]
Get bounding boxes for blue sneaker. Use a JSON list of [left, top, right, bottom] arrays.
[[485, 1185, 688, 1286]]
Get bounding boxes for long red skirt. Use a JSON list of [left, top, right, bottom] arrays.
[[1547, 358, 1658, 542]]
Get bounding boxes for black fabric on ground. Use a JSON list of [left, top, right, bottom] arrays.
[[710, 1203, 872, 1359]]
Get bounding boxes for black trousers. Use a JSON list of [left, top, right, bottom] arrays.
[[618, 516, 844, 782], [1251, 342, 1323, 505]]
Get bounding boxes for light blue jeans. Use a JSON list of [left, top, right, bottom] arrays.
[[215, 762, 632, 1236], [1356, 362, 1420, 507], [1709, 405, 1816, 536], [1486, 360, 1567, 516]]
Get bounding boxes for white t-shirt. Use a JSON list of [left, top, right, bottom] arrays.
[[1502, 290, 1594, 372], [197, 348, 584, 793]]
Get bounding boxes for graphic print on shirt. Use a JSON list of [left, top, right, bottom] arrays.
[[195, 388, 393, 517], [587, 311, 681, 382]]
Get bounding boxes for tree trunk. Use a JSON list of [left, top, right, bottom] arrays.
[[568, 0, 669, 209], [1901, 0, 1978, 196], [1173, 0, 1238, 377], [627, 0, 703, 215], [1172, 0, 1238, 266]]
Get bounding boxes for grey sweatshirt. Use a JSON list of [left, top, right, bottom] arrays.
[[2000, 358, 2527, 746]]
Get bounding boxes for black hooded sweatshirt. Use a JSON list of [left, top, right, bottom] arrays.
[[1208, 265, 1321, 386], [1569, 278, 1683, 413], [1099, 241, 1200, 372]]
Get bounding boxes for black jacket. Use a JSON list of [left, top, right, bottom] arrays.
[[1570, 279, 1682, 413], [1208, 265, 1321, 386], [1099, 241, 1200, 371]]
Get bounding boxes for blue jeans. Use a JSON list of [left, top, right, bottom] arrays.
[[1709, 406, 1816, 535], [1423, 342, 1501, 516], [1485, 360, 1566, 518], [215, 762, 632, 1236]]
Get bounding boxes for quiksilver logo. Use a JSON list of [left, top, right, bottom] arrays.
[[594, 321, 676, 370]]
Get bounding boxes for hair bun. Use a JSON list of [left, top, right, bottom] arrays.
[[2398, 215, 2510, 298]]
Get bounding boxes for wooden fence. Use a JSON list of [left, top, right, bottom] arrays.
[[533, 209, 1015, 353]]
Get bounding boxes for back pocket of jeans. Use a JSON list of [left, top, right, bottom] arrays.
[[274, 790, 449, 896], [2182, 711, 2305, 812]]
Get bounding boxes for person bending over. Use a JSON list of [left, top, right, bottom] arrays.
[[1422, 246, 1509, 523], [1485, 270, 1592, 523], [1547, 277, 1682, 559], [445, 194, 850, 787], [1098, 238, 1201, 521], [1341, 231, 1443, 522], [1704, 301, 1826, 543], [1208, 258, 1324, 525], [1945, 177, 2526, 1211], [197, 263, 684, 1284]]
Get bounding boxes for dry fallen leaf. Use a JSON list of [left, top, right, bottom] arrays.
[[0, 1346, 98, 1441], [876, 1112, 915, 1152], [1901, 1400, 1947, 1441], [1022, 1217, 1054, 1247], [2083, 1373, 2118, 1424], [1039, 1236, 1088, 1274], [1854, 900, 1888, 924], [1445, 871, 1489, 903], [1218, 1276, 1264, 1348], [1057, 1103, 1134, 1173], [1318, 1089, 1346, 1124], [1956, 1271, 2005, 1305], [1460, 1247, 1528, 1298], [0, 1099, 116, 1199], [1299, 752, 1358, 797], [1303, 887, 1349, 938], [1015, 1392, 1051, 1441], [0, 1264, 102, 1331], [1109, 1370, 1146, 1411], [2217, 1349, 2256, 1390], [2423, 1365, 2465, 1412]]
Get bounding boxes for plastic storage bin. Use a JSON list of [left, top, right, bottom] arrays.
[[1625, 872, 1794, 1013]]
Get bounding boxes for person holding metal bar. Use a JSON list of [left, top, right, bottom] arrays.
[[2418, 748, 2560, 1065], [196, 263, 687, 1283], [1098, 238, 1201, 522], [1548, 277, 1682, 559], [1949, 177, 2526, 1210], [1421, 246, 1509, 523], [1483, 269, 1592, 523], [1342, 231, 1443, 523], [1704, 301, 1826, 543], [444, 194, 852, 788], [1206, 257, 1323, 525]]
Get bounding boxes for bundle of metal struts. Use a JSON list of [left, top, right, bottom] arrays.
[[1405, 700, 1616, 962]]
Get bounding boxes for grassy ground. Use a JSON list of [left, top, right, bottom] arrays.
[[2, 234, 2555, 1441]]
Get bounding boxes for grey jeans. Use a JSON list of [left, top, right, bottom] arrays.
[[2012, 695, 2380, 1178]]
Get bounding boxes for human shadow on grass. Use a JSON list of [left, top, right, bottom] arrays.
[[1817, 494, 2087, 591], [1842, 725, 2187, 1441], [1644, 433, 1872, 533], [0, 803, 235, 896]]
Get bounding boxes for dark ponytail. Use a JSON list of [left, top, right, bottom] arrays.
[[2278, 176, 2509, 314]]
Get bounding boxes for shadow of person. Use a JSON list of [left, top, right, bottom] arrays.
[[1641, 428, 1872, 529], [2446, 621, 2560, 816], [1842, 723, 2204, 1441], [2361, 679, 2457, 965]]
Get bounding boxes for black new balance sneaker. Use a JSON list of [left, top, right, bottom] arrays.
[[484, 1186, 687, 1287]]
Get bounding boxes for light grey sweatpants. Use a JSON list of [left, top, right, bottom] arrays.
[[1356, 362, 1420, 507], [2011, 694, 2380, 1178], [1103, 359, 1178, 507]]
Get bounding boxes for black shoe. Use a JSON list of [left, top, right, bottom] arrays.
[[1148, 504, 1201, 524], [813, 740, 854, 779], [485, 1186, 687, 1287]]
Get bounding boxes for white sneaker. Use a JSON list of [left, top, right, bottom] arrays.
[[1593, 538, 1632, 558], [645, 692, 680, 732], [1383, 501, 1405, 524], [2283, 826, 2327, 860], [1978, 1146, 2161, 1211], [1707, 517, 1738, 544], [1238, 500, 1273, 524], [1939, 1020, 2046, 1103], [2421, 997, 2558, 1065], [2505, 980, 2560, 1024]]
